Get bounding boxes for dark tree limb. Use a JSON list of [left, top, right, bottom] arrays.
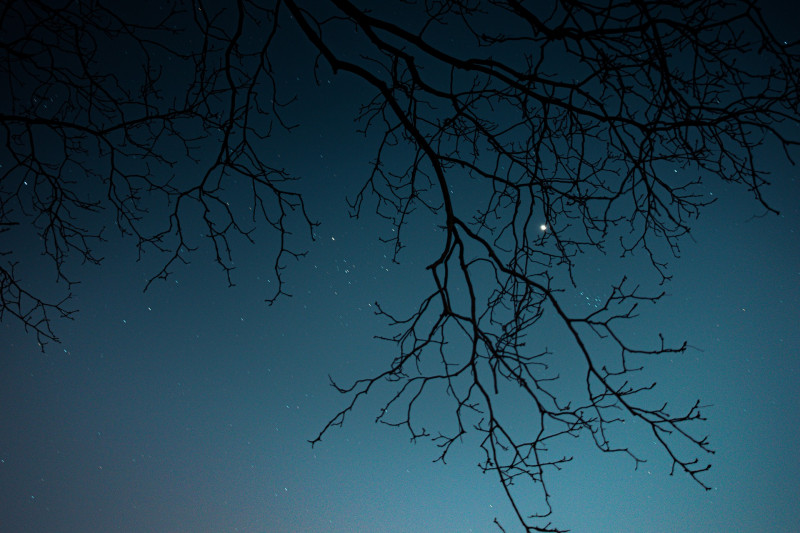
[[2, 0, 798, 530]]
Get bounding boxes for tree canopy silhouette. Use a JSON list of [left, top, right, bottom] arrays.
[[2, 0, 797, 530]]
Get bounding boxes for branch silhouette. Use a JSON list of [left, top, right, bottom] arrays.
[[2, 0, 798, 530]]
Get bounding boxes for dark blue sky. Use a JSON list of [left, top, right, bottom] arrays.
[[3, 135, 798, 532], [2, 1, 799, 532]]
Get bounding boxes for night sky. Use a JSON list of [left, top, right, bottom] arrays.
[[2, 1, 799, 532]]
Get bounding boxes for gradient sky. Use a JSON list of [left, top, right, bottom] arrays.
[[2, 2, 799, 532]]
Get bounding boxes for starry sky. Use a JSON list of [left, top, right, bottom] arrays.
[[2, 2, 799, 532]]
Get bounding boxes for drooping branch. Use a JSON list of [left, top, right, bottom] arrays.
[[2, 0, 798, 530], [1, 0, 317, 340], [299, 1, 796, 531]]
